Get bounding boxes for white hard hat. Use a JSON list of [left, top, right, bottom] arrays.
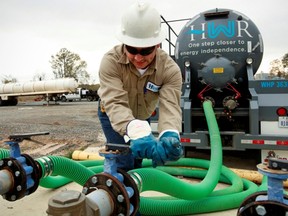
[[116, 2, 166, 47]]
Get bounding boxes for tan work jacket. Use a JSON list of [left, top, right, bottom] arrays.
[[98, 44, 182, 136]]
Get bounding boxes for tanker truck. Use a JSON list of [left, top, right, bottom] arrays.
[[152, 8, 288, 161], [0, 78, 78, 106]]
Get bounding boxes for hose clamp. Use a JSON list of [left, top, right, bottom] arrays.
[[37, 156, 53, 177], [129, 171, 143, 193]]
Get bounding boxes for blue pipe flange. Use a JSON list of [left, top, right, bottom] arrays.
[[0, 157, 27, 201], [0, 133, 47, 201], [83, 146, 140, 216], [0, 154, 41, 201], [117, 168, 140, 215], [238, 158, 288, 216], [21, 154, 41, 195], [83, 172, 134, 216], [237, 191, 288, 216]]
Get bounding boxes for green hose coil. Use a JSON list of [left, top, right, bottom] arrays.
[[0, 100, 262, 215]]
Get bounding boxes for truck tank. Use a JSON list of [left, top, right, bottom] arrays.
[[174, 8, 265, 146], [175, 8, 263, 108], [0, 78, 78, 94]]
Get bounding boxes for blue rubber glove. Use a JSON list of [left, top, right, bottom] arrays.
[[158, 130, 183, 162], [129, 134, 157, 159], [125, 119, 163, 167]]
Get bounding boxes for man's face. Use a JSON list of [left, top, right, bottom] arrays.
[[125, 45, 158, 69]]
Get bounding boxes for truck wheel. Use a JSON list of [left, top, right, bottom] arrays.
[[61, 96, 67, 102], [87, 96, 93, 101], [9, 98, 18, 106]]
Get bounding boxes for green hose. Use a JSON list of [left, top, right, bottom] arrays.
[[0, 148, 103, 188], [156, 161, 243, 197], [131, 100, 222, 200], [126, 100, 257, 215], [0, 148, 10, 158], [128, 157, 258, 215], [258, 175, 267, 192], [139, 178, 258, 216], [36, 155, 95, 186], [40, 165, 103, 188], [38, 100, 223, 199], [0, 100, 263, 215], [0, 148, 259, 215]]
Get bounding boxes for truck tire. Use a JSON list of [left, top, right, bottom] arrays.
[[9, 98, 18, 106], [0, 99, 8, 106], [61, 96, 67, 102]]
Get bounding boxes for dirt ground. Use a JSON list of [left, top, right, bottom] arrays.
[[0, 98, 105, 158]]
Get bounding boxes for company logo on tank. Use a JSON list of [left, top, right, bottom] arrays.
[[180, 20, 256, 57]]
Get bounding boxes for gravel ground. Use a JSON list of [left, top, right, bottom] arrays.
[[0, 99, 105, 158]]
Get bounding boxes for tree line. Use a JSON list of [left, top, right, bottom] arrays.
[[268, 53, 288, 79], [1, 49, 288, 83]]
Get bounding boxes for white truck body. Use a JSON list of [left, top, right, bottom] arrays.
[[0, 78, 78, 105]]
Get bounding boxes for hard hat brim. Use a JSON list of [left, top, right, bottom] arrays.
[[116, 26, 166, 48]]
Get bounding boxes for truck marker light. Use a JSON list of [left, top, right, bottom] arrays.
[[181, 138, 191, 143], [276, 107, 287, 116], [242, 139, 288, 145], [252, 140, 265, 144], [180, 138, 201, 143], [276, 140, 288, 145]]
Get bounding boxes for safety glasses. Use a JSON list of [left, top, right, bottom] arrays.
[[125, 45, 156, 56]]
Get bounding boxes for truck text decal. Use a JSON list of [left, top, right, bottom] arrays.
[[260, 81, 288, 88], [188, 20, 252, 41]]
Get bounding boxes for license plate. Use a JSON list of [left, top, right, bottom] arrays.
[[279, 116, 288, 128]]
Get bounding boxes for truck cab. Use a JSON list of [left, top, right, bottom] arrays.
[[61, 88, 86, 102], [61, 87, 99, 102]]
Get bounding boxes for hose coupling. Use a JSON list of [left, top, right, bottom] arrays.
[[128, 171, 143, 193], [36, 156, 53, 177]]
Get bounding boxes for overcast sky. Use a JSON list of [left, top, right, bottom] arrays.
[[0, 0, 287, 83]]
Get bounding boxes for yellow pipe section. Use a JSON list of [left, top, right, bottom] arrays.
[[72, 150, 104, 160], [231, 168, 288, 187]]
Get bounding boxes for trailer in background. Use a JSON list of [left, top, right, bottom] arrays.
[[0, 78, 78, 106]]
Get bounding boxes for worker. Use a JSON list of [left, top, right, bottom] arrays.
[[97, 1, 183, 171]]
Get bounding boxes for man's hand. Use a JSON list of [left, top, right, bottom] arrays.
[[126, 121, 183, 167], [125, 119, 157, 160], [158, 130, 183, 162]]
